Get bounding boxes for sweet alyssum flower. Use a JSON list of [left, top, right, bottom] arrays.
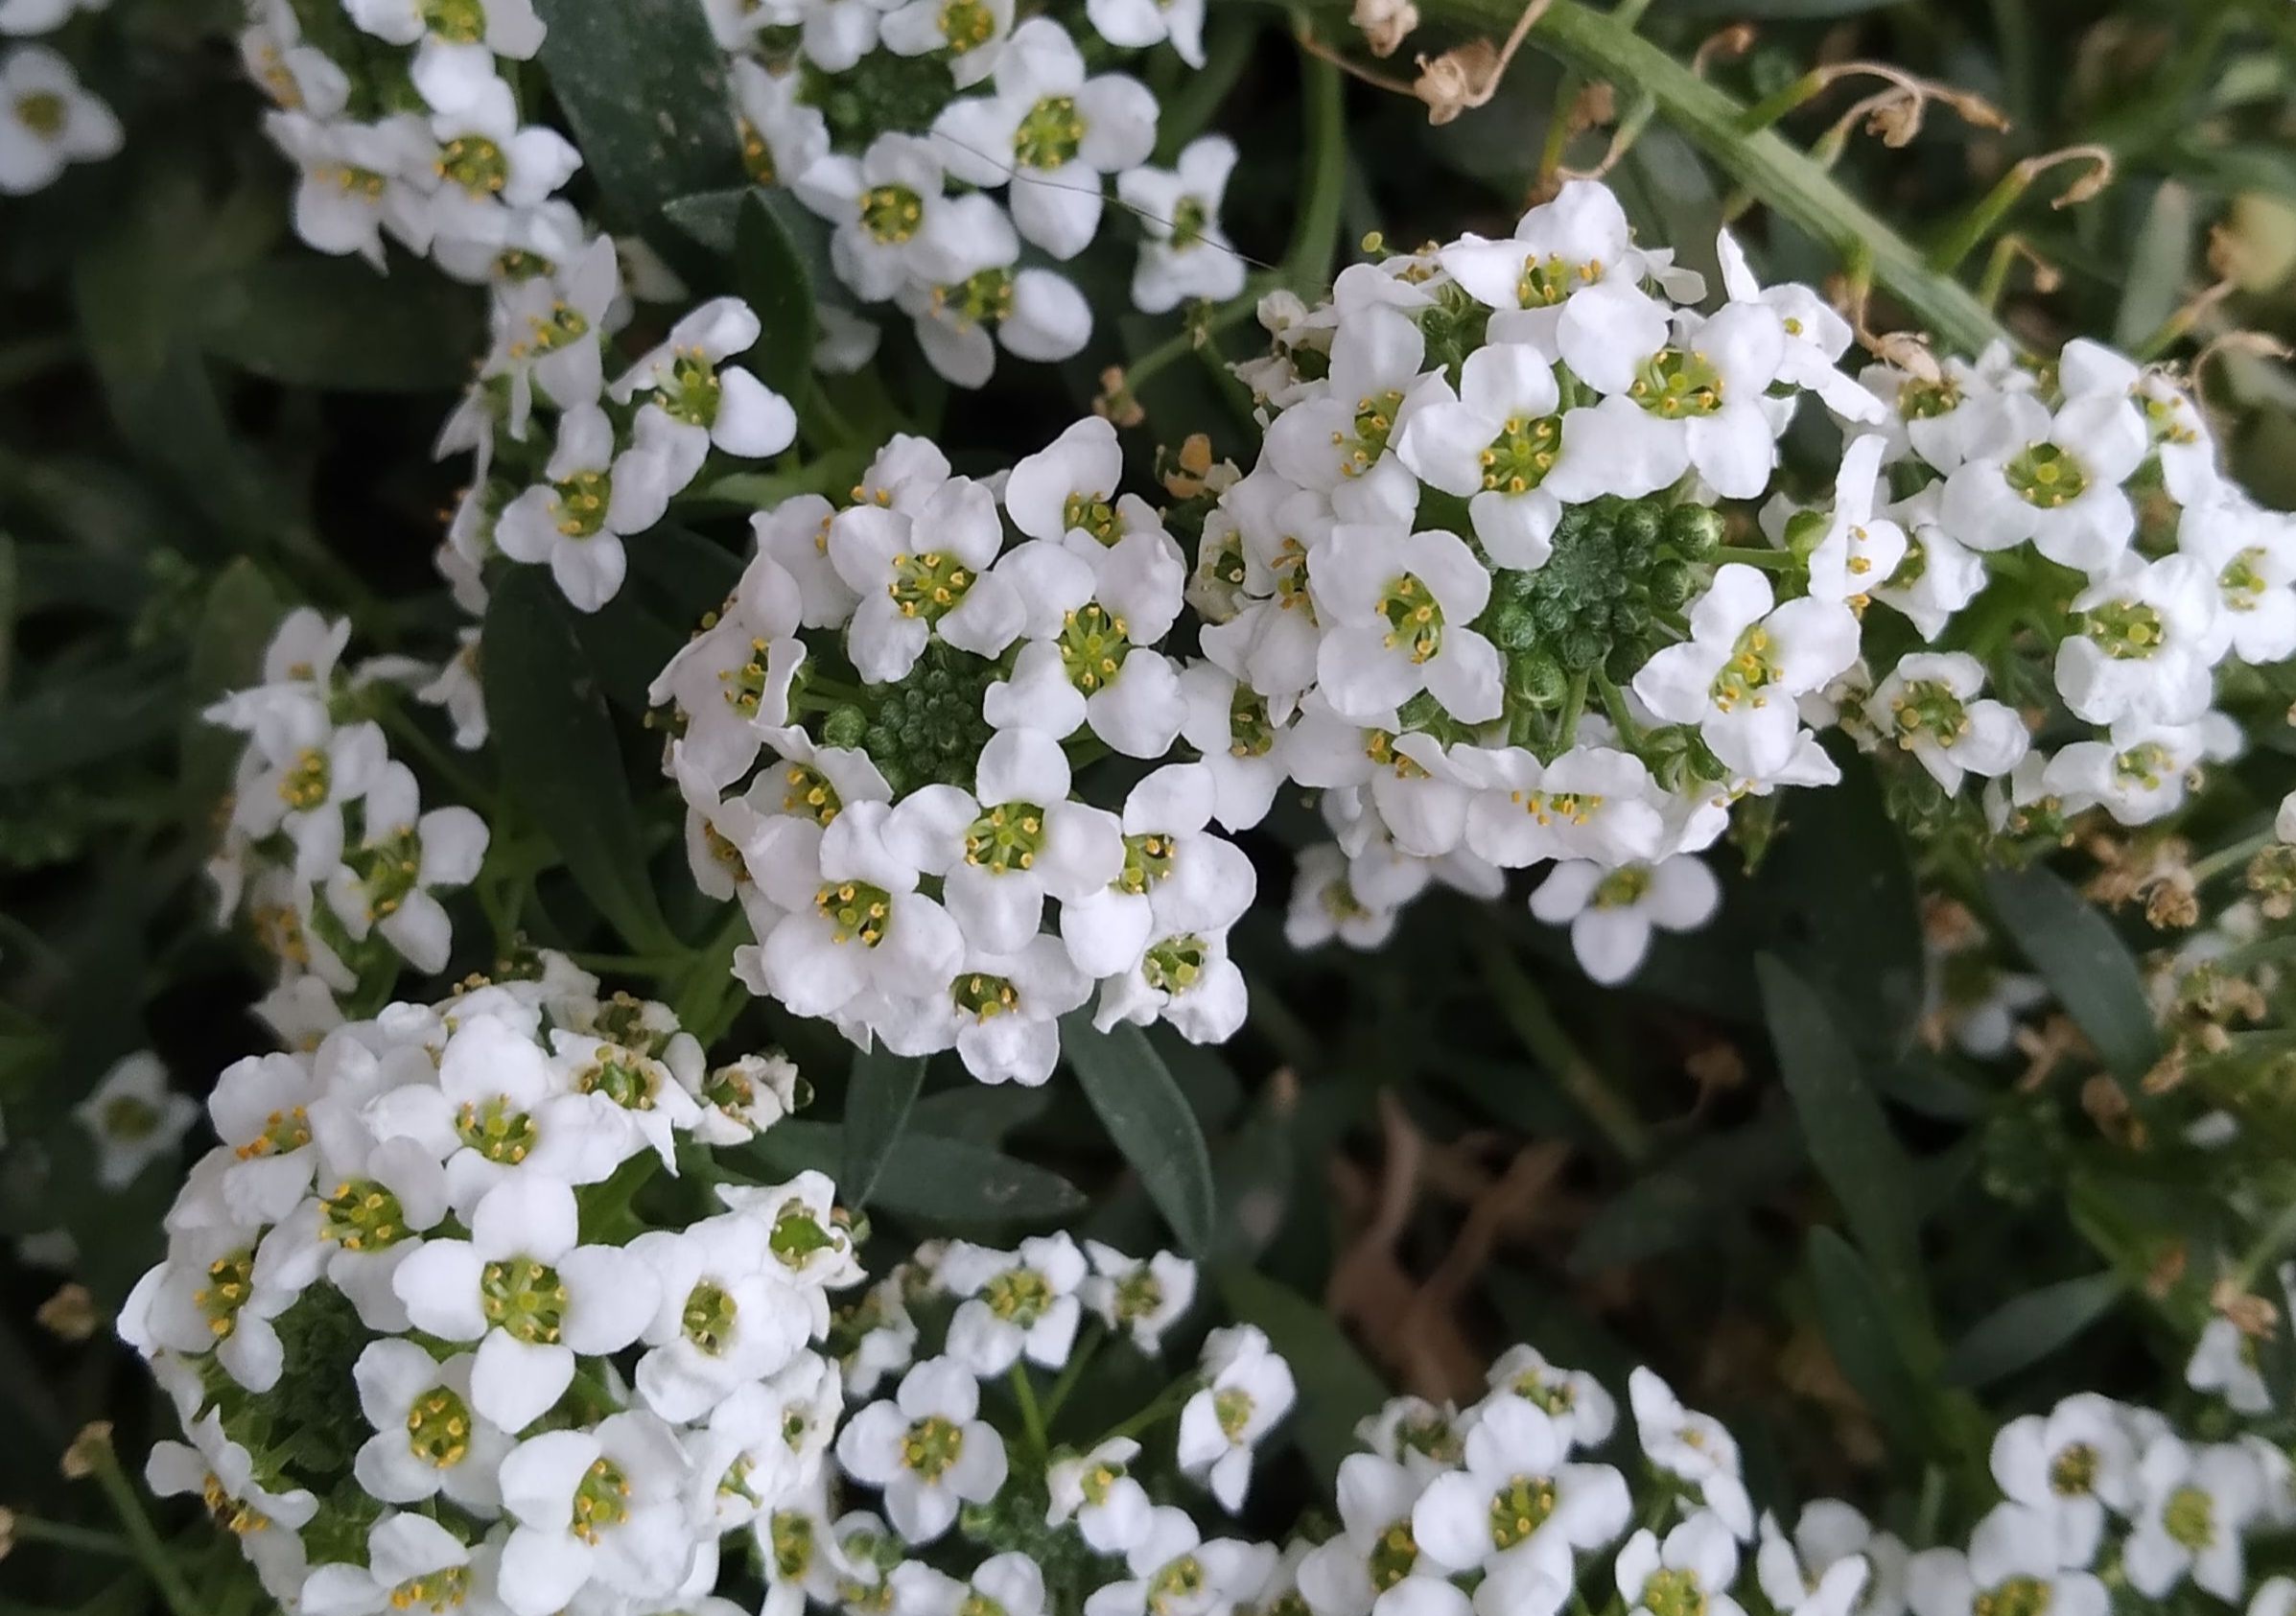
[[608, 296, 798, 487], [1179, 1323, 1298, 1511], [1116, 135, 1247, 315], [495, 403, 676, 612], [0, 43, 120, 194], [74, 1050, 199, 1191], [1529, 856, 1720, 987], [835, 1355, 1010, 1542], [938, 1233, 1088, 1375]]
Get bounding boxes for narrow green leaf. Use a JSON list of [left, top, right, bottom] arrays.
[[0, 533, 15, 704], [1063, 1015, 1217, 1257], [1806, 1228, 1930, 1454], [1570, 1111, 1804, 1274], [179, 559, 284, 822], [482, 567, 675, 950], [1217, 1267, 1387, 1487], [749, 1120, 1085, 1223], [0, 657, 184, 787], [1757, 954, 1924, 1321], [661, 190, 740, 255], [1944, 1274, 2124, 1388], [192, 253, 484, 391], [2113, 181, 2195, 352], [842, 1048, 926, 1209], [1982, 865, 2162, 1082], [531, 0, 743, 246], [908, 1084, 1053, 1145], [736, 189, 818, 397]]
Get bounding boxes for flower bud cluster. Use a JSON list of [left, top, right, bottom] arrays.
[[204, 609, 493, 1038], [653, 416, 1261, 1078], [120, 966, 840, 1615]]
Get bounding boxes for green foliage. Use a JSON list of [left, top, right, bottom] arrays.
[[843, 1047, 927, 1210], [1983, 865, 2163, 1082], [1064, 1017, 1218, 1259]]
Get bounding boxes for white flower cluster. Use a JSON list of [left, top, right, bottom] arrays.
[[1206, 178, 2294, 975], [205, 609, 492, 1039], [1, 0, 121, 195], [715, 0, 1243, 386], [653, 415, 1259, 1079], [119, 967, 838, 1616], [1843, 340, 2292, 831]]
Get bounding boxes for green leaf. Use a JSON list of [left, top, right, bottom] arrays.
[[192, 254, 484, 391], [0, 533, 14, 704], [2114, 181, 2196, 353], [748, 1120, 1086, 1224], [482, 567, 675, 950], [1805, 1228, 1930, 1454], [736, 189, 819, 397], [1943, 1273, 2124, 1388], [661, 190, 741, 255], [179, 559, 284, 822], [908, 1084, 1053, 1145], [0, 657, 185, 787], [532, 0, 743, 246], [1981, 865, 2162, 1083], [1757, 954, 1924, 1322], [1570, 1111, 1803, 1274], [1063, 1015, 1217, 1257], [842, 1048, 926, 1210], [1217, 1267, 1387, 1487]]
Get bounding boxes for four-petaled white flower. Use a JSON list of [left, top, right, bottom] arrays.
[[835, 1356, 1011, 1542]]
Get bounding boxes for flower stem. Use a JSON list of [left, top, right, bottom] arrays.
[[1041, 1323, 1105, 1429], [1094, 1372, 1205, 1448], [8, 1515, 137, 1558], [85, 1442, 207, 1616], [1008, 1364, 1050, 1463], [2190, 828, 2271, 885], [1472, 917, 1650, 1162], [1280, 38, 1348, 292]]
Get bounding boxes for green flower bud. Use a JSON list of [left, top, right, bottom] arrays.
[[1510, 650, 1567, 707], [1783, 507, 1831, 562], [1648, 560, 1693, 610], [821, 705, 868, 749], [1663, 504, 1725, 557], [1615, 500, 1662, 554], [1485, 601, 1540, 651]]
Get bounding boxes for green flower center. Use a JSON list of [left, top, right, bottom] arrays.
[[1114, 1268, 1164, 1321], [406, 1386, 473, 1468], [1884, 540, 1928, 591], [1230, 688, 1276, 757], [1081, 1459, 1127, 1505], [965, 802, 1047, 874], [1710, 623, 1779, 712], [421, 0, 488, 42], [1974, 1578, 2052, 1616], [720, 638, 780, 717], [1336, 389, 1405, 479], [887, 549, 976, 622], [1321, 878, 1371, 924], [937, 266, 1016, 328], [349, 829, 422, 919], [769, 1511, 814, 1581], [1148, 1556, 1208, 1616], [738, 117, 777, 185], [683, 1281, 738, 1354], [1514, 252, 1595, 308], [1481, 414, 1562, 495], [2219, 550, 2268, 608], [816, 880, 891, 946], [2005, 444, 2087, 508], [1064, 490, 1122, 546], [1014, 95, 1082, 169], [572, 1457, 630, 1544], [493, 246, 551, 280], [1395, 1414, 1463, 1465], [390, 1566, 471, 1613], [455, 1097, 536, 1163], [1059, 602, 1132, 692], [1117, 831, 1176, 895], [2080, 599, 2164, 660], [985, 1266, 1054, 1324], [2048, 1442, 2097, 1497], [780, 762, 843, 825], [959, 1595, 1009, 1616], [2116, 741, 2175, 790], [1368, 1522, 1418, 1591], [526, 299, 589, 355], [320, 1179, 410, 1253], [1642, 1569, 1708, 1616], [279, 748, 330, 809], [194, 1250, 257, 1339], [1213, 1386, 1254, 1439], [438, 136, 508, 197], [576, 1048, 661, 1111], [771, 1206, 837, 1266], [860, 184, 924, 245], [15, 91, 65, 137], [553, 469, 612, 539], [902, 1414, 965, 1480], [1378, 573, 1443, 664], [658, 352, 722, 429], [480, 1254, 568, 1346], [1887, 678, 1971, 749], [1489, 1475, 1557, 1552], [940, 0, 996, 50], [952, 972, 1019, 1020], [1170, 197, 1209, 251], [1592, 866, 1652, 909], [1629, 349, 1724, 418], [1897, 376, 1962, 420], [102, 1095, 161, 1140], [1145, 934, 1208, 995], [1511, 1370, 1577, 1416], [329, 163, 388, 201]]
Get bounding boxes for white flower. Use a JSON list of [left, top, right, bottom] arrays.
[[240, 0, 351, 119], [2040, 720, 2214, 827], [0, 44, 118, 194], [1483, 1346, 1617, 1450], [1088, 0, 1204, 63], [391, 1174, 660, 1432], [651, 555, 808, 792], [729, 57, 829, 188], [424, 77, 582, 248], [2053, 552, 2222, 727], [119, 1224, 300, 1393], [1618, 1516, 1747, 1616], [1939, 390, 2147, 573], [322, 761, 489, 973], [1863, 653, 2028, 795], [1060, 762, 1253, 977], [1308, 525, 1502, 724], [0, 0, 105, 35], [1093, 924, 1249, 1044], [884, 727, 1124, 954], [899, 194, 1094, 386], [1299, 1452, 1463, 1616], [1628, 1369, 1753, 1538], [879, 0, 1013, 83], [489, 237, 620, 433], [939, 1234, 1088, 1375], [1987, 1394, 2137, 1567], [342, 0, 543, 112], [895, 1552, 1048, 1616], [1549, 302, 1788, 503], [1906, 1506, 2107, 1616], [2280, 788, 2296, 846], [418, 630, 488, 750], [799, 133, 950, 303], [1264, 281, 1438, 518], [832, 474, 1027, 683], [2179, 495, 2296, 666], [265, 109, 437, 269], [299, 1512, 481, 1616], [625, 1215, 815, 1421], [1412, 1394, 1629, 1575], [1178, 1323, 1297, 1511], [1758, 1503, 1909, 1616], [351, 1339, 514, 1511], [1870, 490, 1987, 642], [1083, 1506, 1277, 1616], [1118, 136, 1244, 312], [1799, 436, 1909, 603], [1714, 231, 1880, 423], [147, 1410, 317, 1576], [2122, 1437, 2262, 1599], [1286, 841, 1400, 950], [1397, 342, 1580, 570], [1079, 1241, 1197, 1352], [1178, 661, 1289, 831], [835, 1356, 1010, 1542], [1048, 1439, 1155, 1554], [1632, 564, 1858, 783], [1459, 742, 1671, 871], [1440, 181, 1661, 378], [75, 1051, 198, 1191], [497, 1412, 698, 1616], [1530, 856, 1719, 985], [609, 296, 797, 488], [932, 18, 1157, 260], [2188, 1317, 2273, 1415], [496, 404, 673, 611]]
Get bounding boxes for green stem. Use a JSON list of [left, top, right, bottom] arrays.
[[375, 700, 491, 810], [1123, 286, 1272, 394], [1927, 167, 2033, 278], [1008, 1364, 1050, 1462], [1040, 1323, 1105, 1429], [87, 1443, 207, 1616], [1093, 1372, 1205, 1447], [1157, 13, 1262, 162], [1718, 545, 1796, 570], [1593, 672, 1643, 749], [2191, 829, 2271, 884], [1280, 40, 1347, 291], [1252, 0, 2011, 356], [2231, 1196, 2296, 1293], [1554, 667, 1588, 753], [7, 1516, 137, 1558], [1472, 917, 1649, 1162]]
